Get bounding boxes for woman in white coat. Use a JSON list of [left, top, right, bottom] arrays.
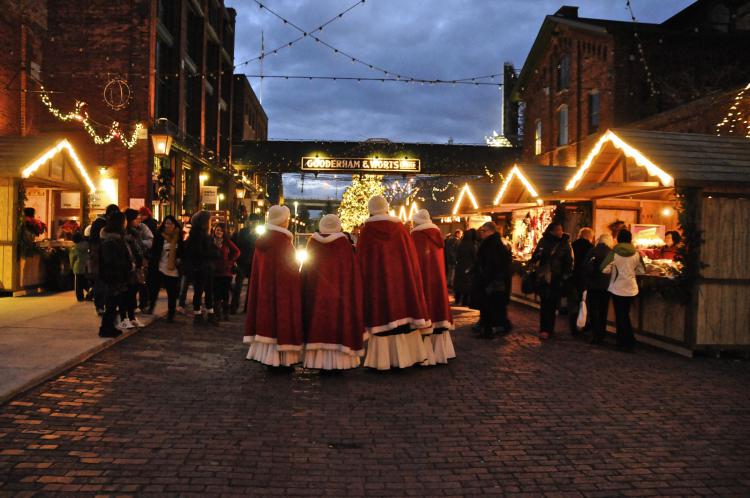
[[600, 229, 645, 352]]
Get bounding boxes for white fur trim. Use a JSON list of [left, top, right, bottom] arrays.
[[246, 342, 301, 367], [363, 330, 428, 370], [243, 334, 303, 351], [366, 317, 432, 335], [303, 342, 365, 356], [431, 320, 454, 331], [411, 223, 440, 233], [311, 232, 348, 244], [365, 214, 403, 224], [265, 224, 293, 239]]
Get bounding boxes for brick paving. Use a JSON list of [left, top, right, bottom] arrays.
[[0, 304, 749, 497]]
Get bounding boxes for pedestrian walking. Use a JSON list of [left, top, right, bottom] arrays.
[[453, 228, 478, 306], [582, 233, 614, 344], [474, 221, 513, 339], [244, 205, 304, 367], [147, 215, 184, 322], [568, 227, 595, 335], [358, 195, 430, 370], [89, 204, 120, 314], [69, 231, 90, 302], [411, 209, 455, 365], [530, 222, 573, 340], [444, 229, 462, 288], [121, 209, 148, 329], [601, 229, 646, 352], [184, 211, 220, 325], [230, 215, 259, 314], [97, 211, 129, 338], [301, 214, 366, 370], [212, 223, 240, 321]]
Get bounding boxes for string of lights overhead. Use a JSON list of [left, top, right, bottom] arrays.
[[625, 0, 658, 97], [715, 82, 750, 137], [240, 74, 502, 86]]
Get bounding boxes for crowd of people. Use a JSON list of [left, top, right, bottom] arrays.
[[73, 205, 247, 338]]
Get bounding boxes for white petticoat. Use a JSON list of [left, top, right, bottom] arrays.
[[246, 341, 301, 367], [303, 349, 361, 370], [364, 330, 427, 370], [430, 331, 456, 364]]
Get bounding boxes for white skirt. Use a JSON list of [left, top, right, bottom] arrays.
[[364, 329, 427, 370], [246, 341, 301, 367], [303, 349, 361, 370], [421, 335, 437, 366], [430, 331, 456, 364]]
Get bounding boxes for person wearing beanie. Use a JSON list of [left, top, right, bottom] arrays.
[[89, 203, 121, 314], [184, 210, 221, 325], [410, 209, 455, 365], [244, 205, 304, 367], [301, 214, 366, 370], [357, 195, 430, 370], [97, 211, 130, 337]]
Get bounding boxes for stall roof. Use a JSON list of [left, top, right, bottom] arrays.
[[491, 164, 574, 207], [566, 129, 750, 192], [0, 135, 95, 191], [449, 181, 498, 216]]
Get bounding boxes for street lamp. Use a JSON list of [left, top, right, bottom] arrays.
[[236, 187, 246, 199], [150, 119, 174, 157], [294, 201, 299, 216]]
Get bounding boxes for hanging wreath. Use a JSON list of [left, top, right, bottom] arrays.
[[103, 76, 132, 111], [156, 167, 174, 203]]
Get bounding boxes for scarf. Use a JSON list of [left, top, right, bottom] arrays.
[[164, 230, 179, 271]]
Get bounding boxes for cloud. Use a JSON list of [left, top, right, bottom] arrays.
[[227, 0, 694, 143]]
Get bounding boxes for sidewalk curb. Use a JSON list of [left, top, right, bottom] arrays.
[[0, 313, 164, 406]]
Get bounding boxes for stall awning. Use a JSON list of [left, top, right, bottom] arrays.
[[0, 135, 95, 192], [566, 129, 750, 193], [450, 181, 497, 216], [490, 164, 574, 209]]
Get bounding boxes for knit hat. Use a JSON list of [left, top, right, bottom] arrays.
[[319, 214, 342, 234], [267, 205, 290, 227], [368, 195, 389, 215], [412, 208, 431, 226]]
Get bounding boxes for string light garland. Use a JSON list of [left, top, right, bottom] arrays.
[[715, 82, 750, 137], [625, 0, 658, 97], [39, 86, 143, 149], [242, 74, 501, 86], [337, 175, 385, 232]]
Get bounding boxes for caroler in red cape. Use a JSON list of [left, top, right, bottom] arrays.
[[244, 205, 303, 367], [302, 214, 366, 370], [358, 195, 431, 370], [411, 209, 456, 365]]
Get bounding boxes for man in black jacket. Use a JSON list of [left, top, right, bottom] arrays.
[[89, 204, 120, 314], [474, 222, 513, 339], [230, 215, 259, 314], [568, 227, 595, 335]]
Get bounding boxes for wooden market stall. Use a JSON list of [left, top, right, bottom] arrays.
[[0, 136, 95, 295], [561, 129, 750, 354]]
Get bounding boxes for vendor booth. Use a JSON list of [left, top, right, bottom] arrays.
[[561, 129, 750, 354], [0, 136, 95, 295]]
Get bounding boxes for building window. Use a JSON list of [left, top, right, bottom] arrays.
[[557, 54, 570, 91], [588, 92, 600, 134], [534, 120, 542, 155], [557, 105, 568, 146], [710, 4, 731, 32]]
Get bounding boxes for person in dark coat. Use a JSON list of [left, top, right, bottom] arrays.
[[148, 216, 184, 322], [530, 222, 574, 340], [474, 222, 513, 338], [97, 212, 130, 338], [582, 233, 614, 344], [212, 223, 240, 321], [89, 204, 120, 314], [453, 228, 478, 306], [443, 230, 462, 288], [230, 215, 259, 314], [568, 227, 595, 335], [183, 210, 220, 325], [121, 209, 148, 329]]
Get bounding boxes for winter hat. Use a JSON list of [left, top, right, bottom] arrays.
[[368, 195, 389, 215], [139, 206, 153, 218], [319, 214, 342, 234], [267, 205, 290, 227], [124, 208, 139, 223], [412, 209, 431, 226]]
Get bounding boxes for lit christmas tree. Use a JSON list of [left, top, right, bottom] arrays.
[[338, 175, 385, 232]]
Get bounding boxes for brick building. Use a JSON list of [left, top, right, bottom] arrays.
[[514, 1, 750, 167], [1, 0, 247, 223], [232, 75, 267, 142]]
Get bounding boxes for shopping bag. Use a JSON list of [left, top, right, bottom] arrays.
[[576, 290, 588, 330]]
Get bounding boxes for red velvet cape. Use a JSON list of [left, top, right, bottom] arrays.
[[357, 215, 431, 335], [302, 233, 365, 354], [411, 225, 454, 330], [244, 227, 303, 350]]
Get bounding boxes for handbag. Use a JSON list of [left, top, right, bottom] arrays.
[[576, 290, 588, 330], [521, 270, 537, 294]]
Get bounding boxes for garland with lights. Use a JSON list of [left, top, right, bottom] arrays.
[[715, 82, 750, 137], [337, 175, 385, 232], [625, 0, 658, 97], [39, 86, 143, 149]]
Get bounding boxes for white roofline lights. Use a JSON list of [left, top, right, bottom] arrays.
[[452, 183, 479, 215], [565, 130, 674, 191], [21, 139, 96, 193], [493, 165, 540, 206]]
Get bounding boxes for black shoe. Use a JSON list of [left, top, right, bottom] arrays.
[[193, 314, 204, 325], [167, 310, 175, 323], [207, 313, 220, 326], [99, 328, 122, 338]]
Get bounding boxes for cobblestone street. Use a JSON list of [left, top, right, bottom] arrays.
[[1, 303, 749, 497]]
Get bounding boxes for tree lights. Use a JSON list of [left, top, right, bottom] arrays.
[[337, 175, 385, 232], [715, 82, 750, 138], [39, 86, 143, 149]]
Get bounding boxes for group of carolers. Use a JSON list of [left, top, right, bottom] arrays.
[[243, 195, 455, 371]]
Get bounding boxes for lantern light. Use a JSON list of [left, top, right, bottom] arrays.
[[150, 132, 173, 157]]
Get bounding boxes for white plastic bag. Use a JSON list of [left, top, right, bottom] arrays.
[[576, 290, 588, 330]]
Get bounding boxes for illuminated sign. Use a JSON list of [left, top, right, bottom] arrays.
[[301, 157, 420, 173]]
